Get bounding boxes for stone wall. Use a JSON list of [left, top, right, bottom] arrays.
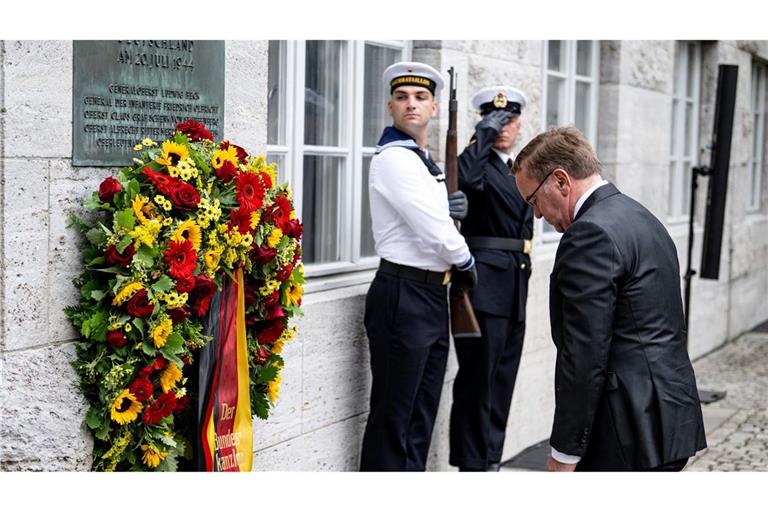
[[0, 40, 269, 470]]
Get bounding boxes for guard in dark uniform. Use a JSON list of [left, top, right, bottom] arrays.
[[449, 86, 533, 471], [360, 62, 477, 471]]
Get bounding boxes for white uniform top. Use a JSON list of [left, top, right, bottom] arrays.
[[369, 146, 472, 272]]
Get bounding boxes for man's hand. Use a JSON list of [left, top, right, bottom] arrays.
[[452, 263, 477, 290], [448, 191, 468, 220], [547, 456, 577, 472], [476, 110, 514, 133]]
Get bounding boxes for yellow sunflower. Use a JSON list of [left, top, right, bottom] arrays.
[[159, 363, 183, 393], [140, 444, 167, 469], [249, 211, 261, 230], [171, 219, 202, 251], [110, 389, 143, 425], [112, 282, 144, 306], [204, 248, 222, 271], [267, 228, 283, 249], [267, 373, 282, 403], [211, 145, 238, 169], [156, 140, 190, 168], [151, 318, 173, 349], [132, 194, 153, 225], [284, 283, 303, 308]]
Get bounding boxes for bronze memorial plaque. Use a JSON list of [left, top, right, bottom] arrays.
[[73, 40, 225, 166]]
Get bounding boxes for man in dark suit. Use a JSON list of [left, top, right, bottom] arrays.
[[511, 126, 706, 471], [449, 86, 533, 472]]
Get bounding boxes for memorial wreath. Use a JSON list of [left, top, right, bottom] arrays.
[[65, 120, 303, 471]]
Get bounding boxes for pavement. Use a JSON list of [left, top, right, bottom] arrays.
[[502, 323, 768, 472]]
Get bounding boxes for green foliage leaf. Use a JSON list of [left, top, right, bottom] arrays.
[[86, 407, 105, 430], [162, 332, 185, 355], [86, 227, 107, 247], [141, 340, 157, 357], [135, 245, 156, 267], [256, 364, 279, 385], [116, 235, 133, 254], [115, 208, 136, 231], [151, 275, 175, 294], [90, 290, 106, 302]]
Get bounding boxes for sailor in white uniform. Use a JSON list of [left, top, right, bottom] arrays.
[[360, 61, 477, 471]]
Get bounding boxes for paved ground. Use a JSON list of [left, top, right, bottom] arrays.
[[686, 328, 768, 471]]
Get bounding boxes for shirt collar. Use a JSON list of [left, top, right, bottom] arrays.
[[573, 179, 608, 218], [492, 148, 513, 164]]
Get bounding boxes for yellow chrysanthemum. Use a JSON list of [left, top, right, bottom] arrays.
[[159, 363, 183, 393], [263, 163, 277, 185], [140, 444, 167, 469], [283, 283, 303, 308], [112, 282, 144, 306], [142, 138, 157, 147], [151, 318, 173, 349], [157, 140, 190, 168], [172, 219, 202, 251], [211, 145, 238, 169], [133, 144, 143, 151], [204, 248, 222, 271], [162, 291, 188, 309], [132, 195, 153, 225], [267, 228, 283, 249], [267, 373, 282, 403], [110, 389, 143, 425], [130, 219, 162, 249]]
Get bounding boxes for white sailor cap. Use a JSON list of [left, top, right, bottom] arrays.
[[471, 86, 528, 116], [382, 61, 445, 96]]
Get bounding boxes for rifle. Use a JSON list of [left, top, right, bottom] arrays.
[[445, 67, 481, 339]]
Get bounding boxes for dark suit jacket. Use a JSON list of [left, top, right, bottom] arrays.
[[458, 126, 533, 320], [549, 182, 706, 470]]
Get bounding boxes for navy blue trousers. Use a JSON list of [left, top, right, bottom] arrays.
[[449, 311, 525, 470], [360, 272, 449, 471]]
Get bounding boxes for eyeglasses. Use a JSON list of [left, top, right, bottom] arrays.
[[524, 170, 554, 207]]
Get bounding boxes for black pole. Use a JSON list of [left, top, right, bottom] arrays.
[[684, 165, 710, 336]]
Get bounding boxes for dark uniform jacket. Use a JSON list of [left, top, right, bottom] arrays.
[[458, 124, 533, 320], [549, 183, 707, 470]]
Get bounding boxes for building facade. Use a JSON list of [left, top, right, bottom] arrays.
[[1, 39, 767, 471]]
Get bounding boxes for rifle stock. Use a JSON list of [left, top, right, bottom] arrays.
[[446, 67, 481, 339]]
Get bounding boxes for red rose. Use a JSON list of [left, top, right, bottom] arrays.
[[163, 240, 197, 279], [264, 290, 280, 307], [215, 160, 238, 183], [106, 330, 127, 348], [98, 176, 122, 204], [175, 275, 196, 294], [256, 319, 287, 345], [152, 356, 167, 371], [168, 182, 200, 211], [235, 172, 265, 212], [129, 378, 154, 402], [104, 244, 136, 268], [285, 219, 304, 240], [125, 289, 154, 318], [266, 304, 285, 320], [188, 274, 218, 317], [220, 141, 249, 164], [243, 282, 258, 307], [276, 264, 294, 282], [167, 306, 190, 324], [176, 119, 213, 142], [139, 367, 153, 379], [253, 244, 277, 265]]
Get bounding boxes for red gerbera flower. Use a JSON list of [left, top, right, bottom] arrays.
[[215, 160, 238, 183], [142, 167, 180, 196], [129, 378, 154, 402], [163, 239, 197, 279], [176, 119, 213, 142], [142, 392, 177, 425], [235, 172, 265, 212]]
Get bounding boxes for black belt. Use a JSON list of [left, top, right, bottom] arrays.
[[378, 259, 451, 286], [466, 236, 532, 254]]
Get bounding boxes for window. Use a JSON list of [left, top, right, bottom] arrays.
[[749, 60, 767, 212], [668, 41, 701, 221], [540, 40, 600, 238], [267, 40, 407, 281]]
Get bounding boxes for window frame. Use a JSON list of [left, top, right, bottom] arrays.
[[668, 41, 702, 224], [266, 40, 408, 288], [749, 59, 767, 213], [538, 40, 600, 244]]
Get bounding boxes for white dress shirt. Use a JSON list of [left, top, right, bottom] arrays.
[[492, 148, 514, 167], [550, 177, 608, 465], [369, 146, 472, 272]]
